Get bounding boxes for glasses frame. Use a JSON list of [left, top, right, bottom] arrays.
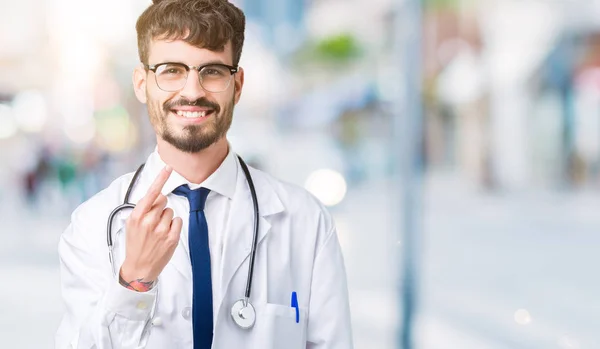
[[145, 62, 239, 93]]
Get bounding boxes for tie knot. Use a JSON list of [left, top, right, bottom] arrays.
[[172, 185, 210, 212]]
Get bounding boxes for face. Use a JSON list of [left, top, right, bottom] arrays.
[[133, 39, 244, 153]]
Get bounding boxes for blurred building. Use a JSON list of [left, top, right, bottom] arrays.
[[239, 0, 306, 56], [419, 0, 600, 191]]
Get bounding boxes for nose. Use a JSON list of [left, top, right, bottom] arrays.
[[179, 69, 207, 101]]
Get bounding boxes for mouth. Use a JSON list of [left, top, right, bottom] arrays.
[[174, 110, 215, 118], [170, 107, 216, 121]]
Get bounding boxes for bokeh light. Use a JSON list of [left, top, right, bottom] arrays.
[[64, 119, 96, 144], [94, 106, 137, 153], [514, 309, 532, 325], [305, 169, 347, 207], [12, 90, 48, 133], [0, 104, 18, 139]]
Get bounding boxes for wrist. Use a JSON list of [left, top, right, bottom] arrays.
[[119, 264, 156, 292]]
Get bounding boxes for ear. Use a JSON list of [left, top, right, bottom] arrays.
[[133, 65, 148, 104], [233, 67, 244, 105]]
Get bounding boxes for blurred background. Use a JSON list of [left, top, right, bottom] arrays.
[[1, 0, 600, 348]]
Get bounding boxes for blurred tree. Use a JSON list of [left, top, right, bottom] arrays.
[[314, 34, 362, 62], [423, 0, 463, 10], [292, 33, 363, 68]]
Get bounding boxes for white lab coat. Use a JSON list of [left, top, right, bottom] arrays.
[[55, 152, 353, 349]]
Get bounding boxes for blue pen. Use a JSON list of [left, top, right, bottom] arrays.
[[291, 291, 299, 323]]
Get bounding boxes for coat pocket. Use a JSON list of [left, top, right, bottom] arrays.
[[260, 303, 307, 349]]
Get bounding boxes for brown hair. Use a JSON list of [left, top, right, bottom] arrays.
[[136, 0, 246, 66]]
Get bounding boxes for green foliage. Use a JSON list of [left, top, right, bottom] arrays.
[[314, 34, 362, 61], [423, 0, 462, 10], [293, 33, 363, 68]]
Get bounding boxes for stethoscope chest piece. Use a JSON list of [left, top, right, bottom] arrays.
[[231, 299, 256, 329], [109, 156, 261, 330]]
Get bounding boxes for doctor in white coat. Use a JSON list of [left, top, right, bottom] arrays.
[[55, 0, 353, 348]]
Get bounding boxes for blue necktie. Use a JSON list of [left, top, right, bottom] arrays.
[[172, 185, 213, 348]]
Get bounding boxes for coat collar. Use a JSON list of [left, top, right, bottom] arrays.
[[143, 146, 238, 200], [132, 148, 283, 216], [117, 150, 284, 288]]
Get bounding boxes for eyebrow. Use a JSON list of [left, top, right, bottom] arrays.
[[153, 59, 231, 67]]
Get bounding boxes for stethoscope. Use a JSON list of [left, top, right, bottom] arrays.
[[106, 155, 259, 329]]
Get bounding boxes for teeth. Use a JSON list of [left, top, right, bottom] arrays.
[[176, 110, 207, 118]]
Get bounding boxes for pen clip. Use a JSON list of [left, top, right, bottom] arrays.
[[291, 291, 299, 323]]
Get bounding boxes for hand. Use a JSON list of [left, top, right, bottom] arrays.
[[120, 165, 183, 291]]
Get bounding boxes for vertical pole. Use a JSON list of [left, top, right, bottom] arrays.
[[393, 0, 423, 348]]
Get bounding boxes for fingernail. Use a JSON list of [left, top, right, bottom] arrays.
[[165, 165, 172, 172]]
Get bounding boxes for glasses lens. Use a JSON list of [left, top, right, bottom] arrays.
[[155, 63, 188, 92], [199, 65, 232, 92]]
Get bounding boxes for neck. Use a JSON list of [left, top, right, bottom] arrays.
[[156, 136, 229, 184]]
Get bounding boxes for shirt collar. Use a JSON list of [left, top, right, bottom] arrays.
[[146, 145, 238, 200]]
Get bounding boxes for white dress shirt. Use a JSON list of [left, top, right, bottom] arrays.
[[146, 146, 238, 316]]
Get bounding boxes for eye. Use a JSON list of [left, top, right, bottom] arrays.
[[205, 69, 223, 76], [201, 65, 228, 77], [157, 64, 187, 76]]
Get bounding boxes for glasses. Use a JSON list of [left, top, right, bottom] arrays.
[[145, 62, 239, 93]]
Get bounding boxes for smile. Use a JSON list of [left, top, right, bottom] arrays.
[[170, 108, 216, 119], [176, 110, 209, 118]]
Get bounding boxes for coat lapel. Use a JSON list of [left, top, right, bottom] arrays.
[[120, 162, 194, 281], [217, 164, 284, 309], [167, 236, 193, 280]]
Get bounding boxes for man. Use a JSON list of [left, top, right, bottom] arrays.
[[55, 0, 353, 348]]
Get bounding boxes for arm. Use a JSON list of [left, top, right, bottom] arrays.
[[306, 227, 354, 349], [55, 218, 157, 349], [56, 165, 180, 348]]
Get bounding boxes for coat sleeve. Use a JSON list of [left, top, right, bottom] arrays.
[[55, 208, 157, 349], [306, 225, 354, 349]]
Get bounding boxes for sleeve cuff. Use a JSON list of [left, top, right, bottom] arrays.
[[105, 279, 158, 321]]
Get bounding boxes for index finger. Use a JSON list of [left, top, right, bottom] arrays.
[[136, 165, 173, 213]]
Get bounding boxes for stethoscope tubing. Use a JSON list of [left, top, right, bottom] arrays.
[[106, 156, 259, 327], [236, 155, 259, 302]]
